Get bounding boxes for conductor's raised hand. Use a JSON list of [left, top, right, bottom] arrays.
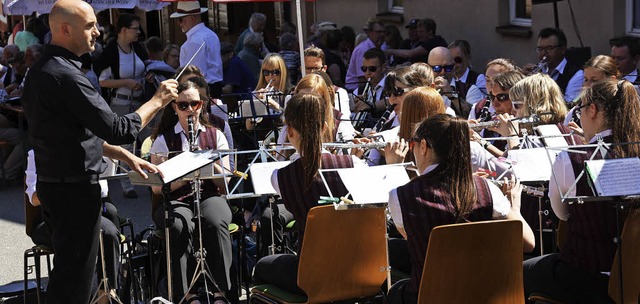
[[155, 79, 179, 107]]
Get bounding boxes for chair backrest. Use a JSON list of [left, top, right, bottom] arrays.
[[418, 220, 525, 304], [297, 205, 388, 303], [609, 209, 640, 304]]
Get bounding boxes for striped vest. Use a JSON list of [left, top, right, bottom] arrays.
[[397, 167, 494, 293], [277, 153, 353, 251], [163, 125, 220, 201], [560, 135, 628, 273]]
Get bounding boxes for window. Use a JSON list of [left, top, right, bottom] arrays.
[[510, 0, 532, 27], [388, 0, 403, 14], [627, 0, 640, 35]]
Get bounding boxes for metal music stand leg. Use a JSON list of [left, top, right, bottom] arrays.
[[537, 196, 544, 256], [268, 196, 278, 256], [90, 229, 123, 304], [162, 183, 174, 302], [179, 172, 227, 304]]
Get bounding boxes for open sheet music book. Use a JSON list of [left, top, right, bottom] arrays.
[[332, 164, 410, 206], [585, 158, 640, 197], [128, 150, 215, 186], [507, 148, 560, 182]]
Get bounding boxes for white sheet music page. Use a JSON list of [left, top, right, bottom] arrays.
[[128, 151, 214, 186], [337, 165, 410, 204], [536, 124, 568, 148], [249, 161, 291, 195], [507, 148, 560, 182], [585, 158, 640, 196]]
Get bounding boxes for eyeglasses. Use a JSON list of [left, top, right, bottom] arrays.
[[262, 69, 281, 76], [535, 45, 561, 53], [453, 57, 464, 64], [305, 66, 323, 73], [391, 86, 412, 97], [489, 93, 510, 102], [512, 101, 525, 110], [574, 102, 592, 119], [360, 65, 380, 73], [127, 26, 140, 31], [431, 65, 454, 73], [174, 100, 203, 111]]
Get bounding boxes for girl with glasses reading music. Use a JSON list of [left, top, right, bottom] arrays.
[[149, 80, 233, 304], [387, 114, 535, 304], [524, 79, 640, 303]]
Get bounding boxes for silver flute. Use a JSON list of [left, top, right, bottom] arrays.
[[489, 179, 546, 197], [469, 120, 501, 131], [322, 142, 388, 150]]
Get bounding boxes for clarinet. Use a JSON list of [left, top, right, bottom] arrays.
[[187, 115, 197, 152], [372, 104, 396, 132], [477, 96, 492, 122]]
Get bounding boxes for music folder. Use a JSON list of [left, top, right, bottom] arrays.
[[128, 150, 215, 186]]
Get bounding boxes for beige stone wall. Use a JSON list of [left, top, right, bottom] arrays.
[[315, 0, 627, 72]]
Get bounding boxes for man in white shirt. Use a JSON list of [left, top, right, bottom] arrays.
[[609, 35, 640, 83], [171, 1, 224, 98], [535, 28, 583, 103]]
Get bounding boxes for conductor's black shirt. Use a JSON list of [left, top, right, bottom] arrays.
[[23, 44, 142, 178]]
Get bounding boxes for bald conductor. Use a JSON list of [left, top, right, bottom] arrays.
[[22, 1, 178, 303]]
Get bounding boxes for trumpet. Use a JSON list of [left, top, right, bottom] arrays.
[[489, 179, 546, 197], [322, 141, 388, 150], [529, 56, 548, 75]]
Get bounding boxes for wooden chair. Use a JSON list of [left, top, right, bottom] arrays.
[[250, 205, 388, 303], [418, 220, 525, 304], [529, 210, 640, 304]]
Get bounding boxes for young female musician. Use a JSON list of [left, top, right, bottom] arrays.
[[149, 80, 232, 304], [388, 114, 535, 304], [524, 80, 640, 303], [252, 93, 365, 294], [492, 73, 568, 152]]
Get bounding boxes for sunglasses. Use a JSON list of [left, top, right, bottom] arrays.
[[391, 86, 412, 97], [361, 65, 380, 73], [574, 102, 592, 120], [174, 100, 203, 111], [489, 93, 510, 102], [453, 57, 463, 64], [262, 69, 281, 76], [432, 65, 454, 73], [512, 101, 525, 110]]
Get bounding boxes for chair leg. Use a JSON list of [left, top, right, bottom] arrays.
[[24, 249, 30, 304], [34, 250, 43, 304]]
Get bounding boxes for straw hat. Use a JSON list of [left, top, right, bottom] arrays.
[[170, 1, 208, 19]]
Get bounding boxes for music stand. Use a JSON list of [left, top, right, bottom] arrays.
[[546, 138, 640, 303], [318, 162, 414, 290], [90, 229, 123, 304], [129, 150, 216, 303]]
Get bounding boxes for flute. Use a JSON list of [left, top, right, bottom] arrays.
[[322, 142, 387, 150], [469, 120, 501, 131], [488, 179, 546, 197]]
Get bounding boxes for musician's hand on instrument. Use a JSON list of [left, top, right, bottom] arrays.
[[493, 113, 518, 136], [267, 99, 282, 111], [384, 139, 409, 164], [434, 76, 451, 93], [154, 79, 179, 106], [502, 176, 522, 209], [567, 121, 585, 138]]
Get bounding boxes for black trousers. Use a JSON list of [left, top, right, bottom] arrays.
[[259, 203, 295, 256], [252, 254, 303, 295], [38, 181, 102, 304], [523, 253, 614, 303], [153, 195, 233, 298]]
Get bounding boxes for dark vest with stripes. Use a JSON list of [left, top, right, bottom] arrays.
[[277, 153, 353, 252], [163, 125, 220, 201], [456, 69, 481, 100], [332, 108, 342, 140], [208, 112, 226, 132], [555, 60, 581, 95], [560, 135, 628, 273], [396, 166, 494, 293]]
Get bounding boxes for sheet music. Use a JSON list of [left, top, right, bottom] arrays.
[[128, 150, 214, 186], [535, 124, 568, 148], [507, 148, 560, 182], [336, 165, 410, 204], [585, 158, 640, 196], [249, 161, 291, 195], [239, 99, 268, 118]]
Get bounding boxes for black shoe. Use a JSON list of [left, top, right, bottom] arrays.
[[124, 189, 138, 199]]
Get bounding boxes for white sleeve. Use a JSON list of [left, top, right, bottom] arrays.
[[445, 107, 456, 117], [337, 120, 356, 141], [388, 188, 404, 231], [351, 155, 369, 167], [25, 150, 37, 204], [549, 152, 573, 221], [149, 135, 169, 154], [180, 40, 207, 73], [564, 70, 584, 103], [215, 129, 230, 169], [98, 67, 113, 82], [487, 181, 510, 219], [468, 102, 479, 120], [465, 84, 485, 105], [336, 89, 351, 118]]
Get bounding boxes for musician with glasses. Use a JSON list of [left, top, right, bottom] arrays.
[[523, 79, 640, 303], [149, 80, 232, 304], [448, 40, 487, 98], [532, 28, 583, 103], [387, 114, 535, 304], [468, 58, 519, 121], [304, 47, 351, 118], [428, 46, 484, 118], [351, 48, 388, 130]]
